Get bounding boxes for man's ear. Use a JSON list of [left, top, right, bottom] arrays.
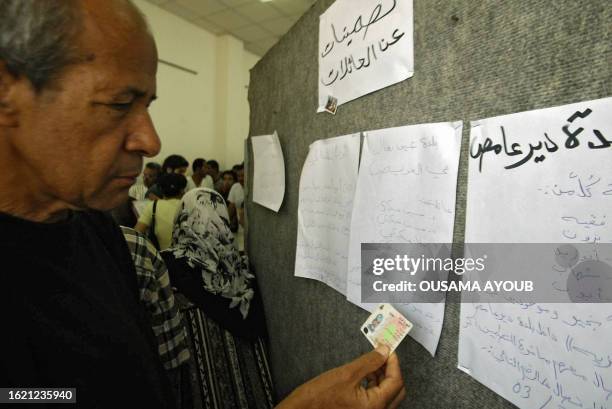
[[0, 60, 21, 128]]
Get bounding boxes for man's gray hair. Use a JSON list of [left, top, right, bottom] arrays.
[[0, 0, 81, 90]]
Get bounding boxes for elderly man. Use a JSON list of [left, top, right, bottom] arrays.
[[0, 1, 405, 409]]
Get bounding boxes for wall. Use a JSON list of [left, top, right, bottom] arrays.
[[216, 36, 261, 169], [246, 0, 611, 407], [133, 0, 259, 171]]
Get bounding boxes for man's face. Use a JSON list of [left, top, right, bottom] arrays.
[[237, 169, 245, 185], [142, 167, 158, 188], [175, 167, 187, 175], [223, 173, 235, 188], [3, 2, 160, 211]]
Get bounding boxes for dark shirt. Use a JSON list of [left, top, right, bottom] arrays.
[[0, 211, 176, 409], [162, 253, 268, 340], [146, 183, 163, 200]]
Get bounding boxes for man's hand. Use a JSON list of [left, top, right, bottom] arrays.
[[276, 346, 406, 409]]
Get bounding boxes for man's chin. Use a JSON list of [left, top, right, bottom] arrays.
[[86, 189, 131, 212]]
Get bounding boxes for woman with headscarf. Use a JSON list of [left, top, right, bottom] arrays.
[[162, 188, 274, 409]]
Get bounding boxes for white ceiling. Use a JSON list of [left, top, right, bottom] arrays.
[[145, 0, 315, 56]]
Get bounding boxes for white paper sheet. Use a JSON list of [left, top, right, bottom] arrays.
[[318, 0, 414, 112], [460, 96, 612, 409], [252, 131, 285, 212], [295, 134, 361, 294], [347, 121, 463, 355]]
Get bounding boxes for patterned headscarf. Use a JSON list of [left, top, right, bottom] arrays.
[[166, 188, 254, 318]]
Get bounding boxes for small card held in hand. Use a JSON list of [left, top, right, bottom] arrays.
[[361, 304, 413, 353]]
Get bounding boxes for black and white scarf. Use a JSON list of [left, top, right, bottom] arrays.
[[167, 188, 254, 318]]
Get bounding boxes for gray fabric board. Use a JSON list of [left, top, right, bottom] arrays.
[[245, 1, 611, 407]]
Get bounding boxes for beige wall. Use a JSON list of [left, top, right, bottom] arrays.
[[133, 0, 259, 172]]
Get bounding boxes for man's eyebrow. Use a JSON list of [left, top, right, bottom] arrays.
[[113, 87, 148, 99]]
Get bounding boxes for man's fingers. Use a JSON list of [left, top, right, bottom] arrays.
[[369, 367, 384, 386], [387, 386, 407, 409], [364, 366, 386, 389], [377, 353, 404, 401], [365, 372, 378, 388], [382, 352, 402, 381], [364, 377, 405, 408], [346, 346, 389, 383], [362, 352, 405, 408]]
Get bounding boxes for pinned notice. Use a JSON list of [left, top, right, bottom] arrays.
[[252, 131, 285, 212], [318, 0, 414, 112], [347, 121, 463, 356], [460, 96, 612, 409]]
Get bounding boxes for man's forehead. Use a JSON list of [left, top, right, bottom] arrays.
[[75, 2, 157, 98], [78, 0, 156, 67]]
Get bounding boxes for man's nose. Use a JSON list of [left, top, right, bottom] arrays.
[[125, 111, 161, 157]]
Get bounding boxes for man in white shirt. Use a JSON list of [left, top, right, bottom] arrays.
[[207, 160, 223, 192], [129, 162, 161, 201], [227, 165, 245, 250], [227, 168, 244, 209], [186, 158, 213, 191]]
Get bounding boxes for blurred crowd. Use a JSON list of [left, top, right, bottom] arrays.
[[112, 154, 245, 251]]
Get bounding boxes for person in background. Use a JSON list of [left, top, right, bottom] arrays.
[[0, 1, 406, 408], [162, 154, 189, 175], [186, 158, 213, 191], [129, 161, 161, 201], [162, 188, 274, 408], [147, 154, 189, 200], [112, 161, 161, 226], [121, 226, 191, 408], [218, 170, 236, 201], [201, 162, 214, 189], [227, 165, 244, 218], [206, 159, 223, 191], [135, 173, 186, 250], [227, 164, 245, 250]]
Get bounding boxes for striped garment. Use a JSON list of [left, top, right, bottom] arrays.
[[177, 296, 275, 409], [121, 226, 190, 370]]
